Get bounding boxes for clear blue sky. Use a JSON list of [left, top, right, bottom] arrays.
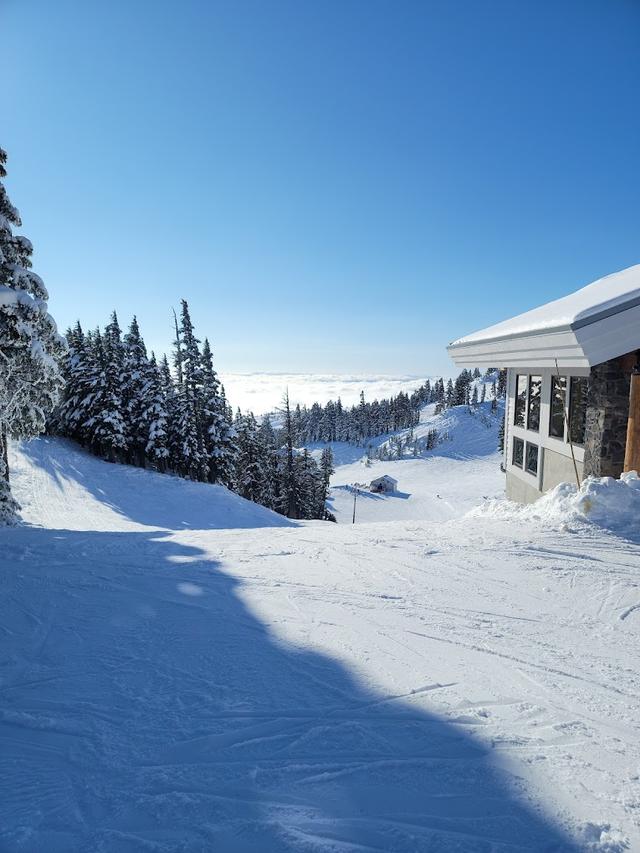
[[4, 0, 640, 377]]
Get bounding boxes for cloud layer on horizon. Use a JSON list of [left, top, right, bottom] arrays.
[[219, 373, 433, 416]]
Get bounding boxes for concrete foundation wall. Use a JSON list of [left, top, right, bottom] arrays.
[[505, 471, 541, 504], [541, 447, 584, 493]]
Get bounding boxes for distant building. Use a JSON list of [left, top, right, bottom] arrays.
[[370, 475, 398, 494], [448, 264, 640, 504]]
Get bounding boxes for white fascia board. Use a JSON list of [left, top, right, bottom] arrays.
[[575, 302, 640, 366], [449, 303, 640, 369], [447, 327, 588, 369]]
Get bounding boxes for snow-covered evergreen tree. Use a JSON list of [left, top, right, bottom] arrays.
[[201, 337, 236, 486], [234, 411, 272, 505], [159, 353, 182, 471], [320, 446, 334, 489], [175, 300, 207, 480], [83, 327, 127, 460], [143, 353, 169, 468], [277, 390, 297, 518], [122, 316, 151, 465], [0, 147, 64, 522]]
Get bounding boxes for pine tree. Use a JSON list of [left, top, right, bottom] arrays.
[[56, 322, 92, 442], [98, 314, 128, 459], [320, 446, 334, 489], [143, 353, 169, 468], [445, 378, 455, 407], [0, 147, 64, 521], [122, 316, 151, 466], [497, 368, 507, 398], [294, 449, 323, 519], [278, 390, 298, 518], [175, 300, 207, 480], [201, 337, 236, 486], [234, 411, 272, 505], [159, 353, 182, 471], [491, 381, 498, 413], [84, 327, 127, 460]]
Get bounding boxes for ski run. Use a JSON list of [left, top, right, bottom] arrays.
[[1, 399, 639, 853]]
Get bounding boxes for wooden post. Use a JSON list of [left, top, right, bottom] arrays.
[[624, 368, 640, 473]]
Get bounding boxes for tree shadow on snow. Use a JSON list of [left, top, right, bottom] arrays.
[[0, 527, 580, 852]]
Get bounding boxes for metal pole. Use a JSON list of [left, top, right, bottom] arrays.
[[555, 359, 581, 490], [352, 485, 358, 524]]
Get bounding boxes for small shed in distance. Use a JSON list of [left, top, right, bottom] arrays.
[[370, 475, 398, 494]]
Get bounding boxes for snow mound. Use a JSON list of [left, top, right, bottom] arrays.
[[470, 471, 640, 538], [576, 822, 629, 852]]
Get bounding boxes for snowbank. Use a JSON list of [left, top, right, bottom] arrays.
[[471, 471, 640, 538]]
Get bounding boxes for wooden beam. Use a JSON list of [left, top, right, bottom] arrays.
[[624, 369, 640, 473]]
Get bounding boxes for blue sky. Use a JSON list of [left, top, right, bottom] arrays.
[[4, 0, 640, 378]]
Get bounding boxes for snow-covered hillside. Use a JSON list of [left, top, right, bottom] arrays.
[[9, 437, 294, 532], [1, 435, 639, 851], [324, 401, 505, 523]]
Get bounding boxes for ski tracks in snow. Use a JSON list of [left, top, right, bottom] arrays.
[[2, 439, 639, 850]]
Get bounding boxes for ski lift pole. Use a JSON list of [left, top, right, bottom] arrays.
[[352, 484, 358, 524]]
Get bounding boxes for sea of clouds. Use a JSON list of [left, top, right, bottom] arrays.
[[219, 373, 430, 416]]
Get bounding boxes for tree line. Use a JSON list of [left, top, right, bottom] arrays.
[[51, 304, 338, 521], [291, 381, 438, 446]]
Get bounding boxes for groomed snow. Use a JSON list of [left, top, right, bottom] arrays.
[[324, 403, 505, 524], [451, 262, 640, 345], [1, 430, 639, 851]]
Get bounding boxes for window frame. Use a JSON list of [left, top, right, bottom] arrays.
[[508, 369, 588, 487], [512, 435, 524, 469], [568, 376, 588, 448], [549, 374, 566, 440], [526, 374, 542, 433], [525, 441, 539, 476], [514, 374, 527, 428]]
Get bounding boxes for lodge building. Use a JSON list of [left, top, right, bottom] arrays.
[[448, 264, 640, 503]]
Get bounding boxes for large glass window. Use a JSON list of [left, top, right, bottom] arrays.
[[549, 375, 566, 439], [527, 375, 542, 432], [514, 374, 527, 427], [569, 377, 588, 446], [512, 436, 524, 468], [525, 442, 539, 476]]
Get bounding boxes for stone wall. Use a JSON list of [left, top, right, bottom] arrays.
[[583, 354, 634, 478]]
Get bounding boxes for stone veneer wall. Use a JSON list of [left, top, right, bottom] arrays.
[[583, 354, 634, 478]]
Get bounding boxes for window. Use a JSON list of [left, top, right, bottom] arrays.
[[525, 442, 539, 476], [514, 374, 527, 427], [527, 375, 542, 432], [512, 436, 524, 468], [549, 375, 566, 439], [569, 377, 588, 446]]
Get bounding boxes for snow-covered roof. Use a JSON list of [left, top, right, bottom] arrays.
[[448, 264, 640, 369], [371, 475, 398, 485]]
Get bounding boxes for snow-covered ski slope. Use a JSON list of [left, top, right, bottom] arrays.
[[1, 433, 639, 851], [325, 402, 505, 523]]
